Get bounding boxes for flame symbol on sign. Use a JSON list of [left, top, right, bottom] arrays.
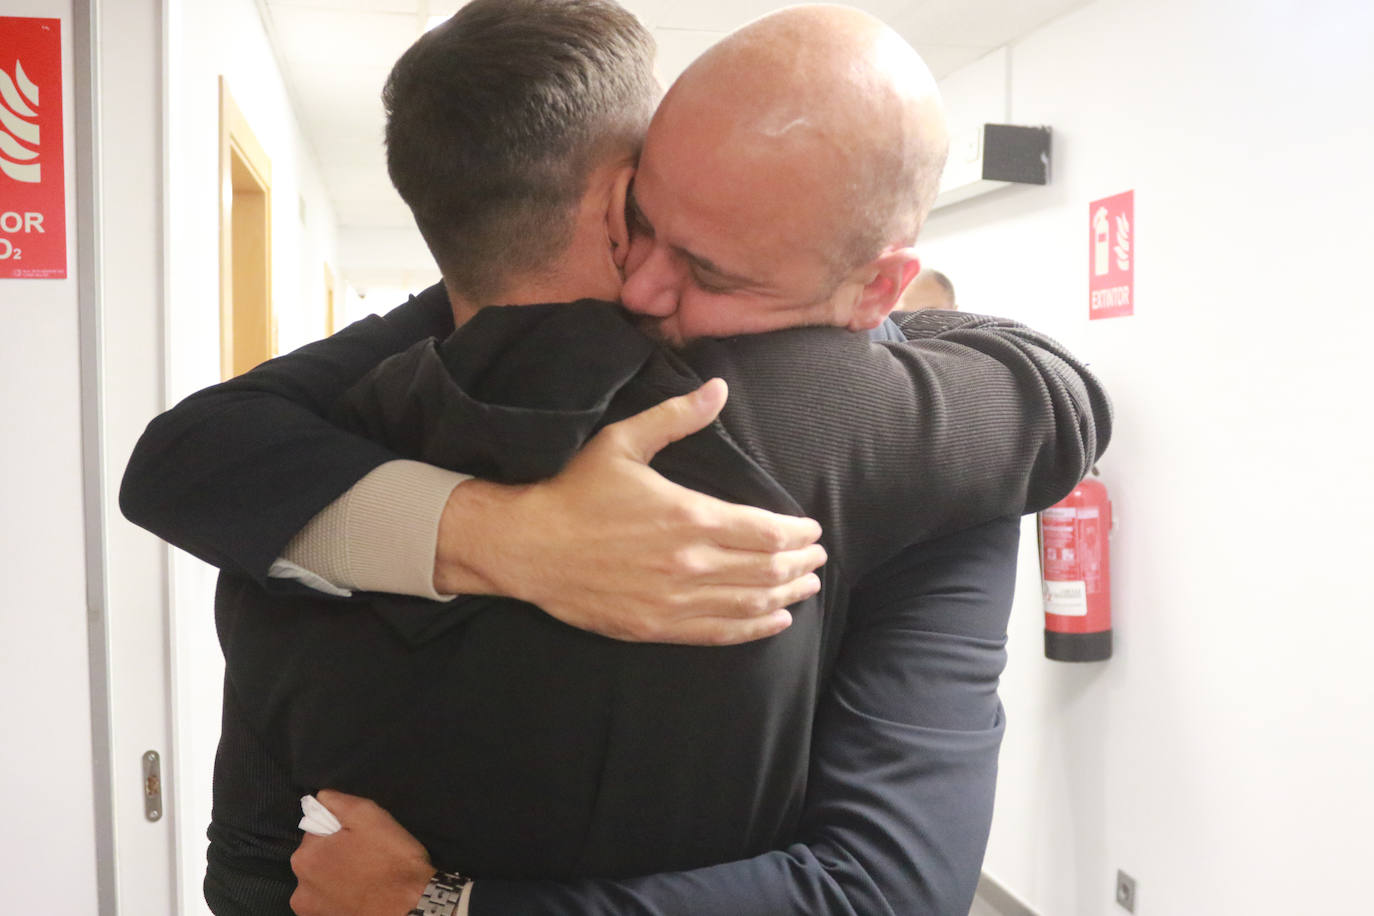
[[1114, 213, 1131, 272], [0, 59, 41, 183]]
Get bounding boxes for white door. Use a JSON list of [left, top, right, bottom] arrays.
[[84, 0, 180, 910]]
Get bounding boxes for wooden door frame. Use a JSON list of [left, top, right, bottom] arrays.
[[324, 261, 338, 336], [218, 78, 272, 379]]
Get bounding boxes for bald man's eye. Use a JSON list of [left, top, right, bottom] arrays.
[[628, 208, 651, 237], [626, 195, 654, 239], [692, 272, 733, 295]]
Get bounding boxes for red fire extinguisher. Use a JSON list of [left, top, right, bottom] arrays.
[[1038, 467, 1112, 661]]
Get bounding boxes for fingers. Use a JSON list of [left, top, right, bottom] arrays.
[[290, 835, 324, 892], [293, 833, 323, 861], [784, 547, 828, 584], [769, 571, 823, 610], [311, 789, 394, 833], [604, 378, 729, 464], [624, 573, 820, 644], [701, 573, 821, 620], [703, 501, 823, 552], [679, 544, 827, 589], [314, 788, 370, 818]]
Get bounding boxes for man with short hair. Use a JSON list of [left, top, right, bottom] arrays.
[[122, 3, 1110, 914], [125, 0, 821, 647]]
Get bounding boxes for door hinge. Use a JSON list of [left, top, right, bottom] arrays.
[[142, 750, 163, 821]]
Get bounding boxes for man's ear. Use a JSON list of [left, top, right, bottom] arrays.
[[606, 166, 635, 271], [845, 247, 920, 331]]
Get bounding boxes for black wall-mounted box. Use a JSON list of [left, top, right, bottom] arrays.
[[981, 124, 1052, 185]]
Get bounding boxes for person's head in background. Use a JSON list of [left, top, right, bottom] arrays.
[[383, 0, 659, 322], [896, 268, 957, 311], [621, 4, 950, 344]]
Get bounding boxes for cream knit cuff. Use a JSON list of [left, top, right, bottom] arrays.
[[280, 460, 469, 600]]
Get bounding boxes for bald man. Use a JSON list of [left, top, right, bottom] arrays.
[[122, 3, 1109, 915], [898, 269, 958, 311], [622, 5, 949, 338]]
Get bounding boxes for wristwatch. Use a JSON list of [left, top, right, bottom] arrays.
[[408, 870, 471, 916]]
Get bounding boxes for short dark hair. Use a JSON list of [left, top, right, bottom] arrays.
[[383, 0, 658, 302]]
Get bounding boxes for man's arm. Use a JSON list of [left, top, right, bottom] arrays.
[[119, 291, 824, 644], [424, 380, 822, 644], [121, 285, 456, 581], [290, 518, 1020, 916], [690, 310, 1111, 578]]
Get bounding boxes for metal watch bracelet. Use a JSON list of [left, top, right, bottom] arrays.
[[408, 870, 471, 916]]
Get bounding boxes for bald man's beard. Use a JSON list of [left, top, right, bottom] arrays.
[[629, 311, 690, 349]]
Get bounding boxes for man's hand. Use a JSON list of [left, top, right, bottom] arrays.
[[434, 378, 826, 645], [290, 790, 435, 916]]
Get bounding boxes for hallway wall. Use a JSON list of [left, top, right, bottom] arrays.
[[0, 3, 98, 910], [918, 0, 1374, 911]]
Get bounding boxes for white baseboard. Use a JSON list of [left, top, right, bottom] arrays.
[[971, 872, 1039, 916]]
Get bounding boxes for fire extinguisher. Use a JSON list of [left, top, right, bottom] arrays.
[[1038, 466, 1112, 661]]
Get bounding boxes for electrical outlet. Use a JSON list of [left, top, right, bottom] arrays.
[[1115, 870, 1137, 912]]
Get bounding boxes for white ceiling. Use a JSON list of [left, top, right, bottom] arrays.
[[257, 0, 1092, 291]]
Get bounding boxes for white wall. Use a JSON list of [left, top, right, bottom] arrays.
[[162, 1, 339, 911], [0, 3, 99, 909], [916, 0, 1374, 912], [337, 225, 438, 293]]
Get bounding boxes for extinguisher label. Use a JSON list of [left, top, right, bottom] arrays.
[[1041, 508, 1079, 579], [1041, 506, 1090, 616], [1043, 579, 1088, 616], [1040, 478, 1111, 637]]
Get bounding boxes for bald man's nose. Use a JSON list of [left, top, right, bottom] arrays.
[[621, 243, 682, 317]]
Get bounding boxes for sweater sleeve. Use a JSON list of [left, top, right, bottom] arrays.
[[118, 284, 455, 586], [277, 460, 469, 599], [684, 311, 1111, 577]]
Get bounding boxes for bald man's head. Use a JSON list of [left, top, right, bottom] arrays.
[[897, 268, 957, 311], [658, 4, 947, 272], [620, 5, 950, 341]]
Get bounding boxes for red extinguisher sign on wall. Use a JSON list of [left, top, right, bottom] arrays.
[[1039, 469, 1113, 661], [0, 17, 67, 278]]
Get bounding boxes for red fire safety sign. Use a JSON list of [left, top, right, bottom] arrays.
[[0, 17, 66, 279], [1088, 190, 1132, 319]]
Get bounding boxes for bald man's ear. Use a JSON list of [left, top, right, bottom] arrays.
[[607, 166, 636, 271], [845, 247, 920, 331]]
